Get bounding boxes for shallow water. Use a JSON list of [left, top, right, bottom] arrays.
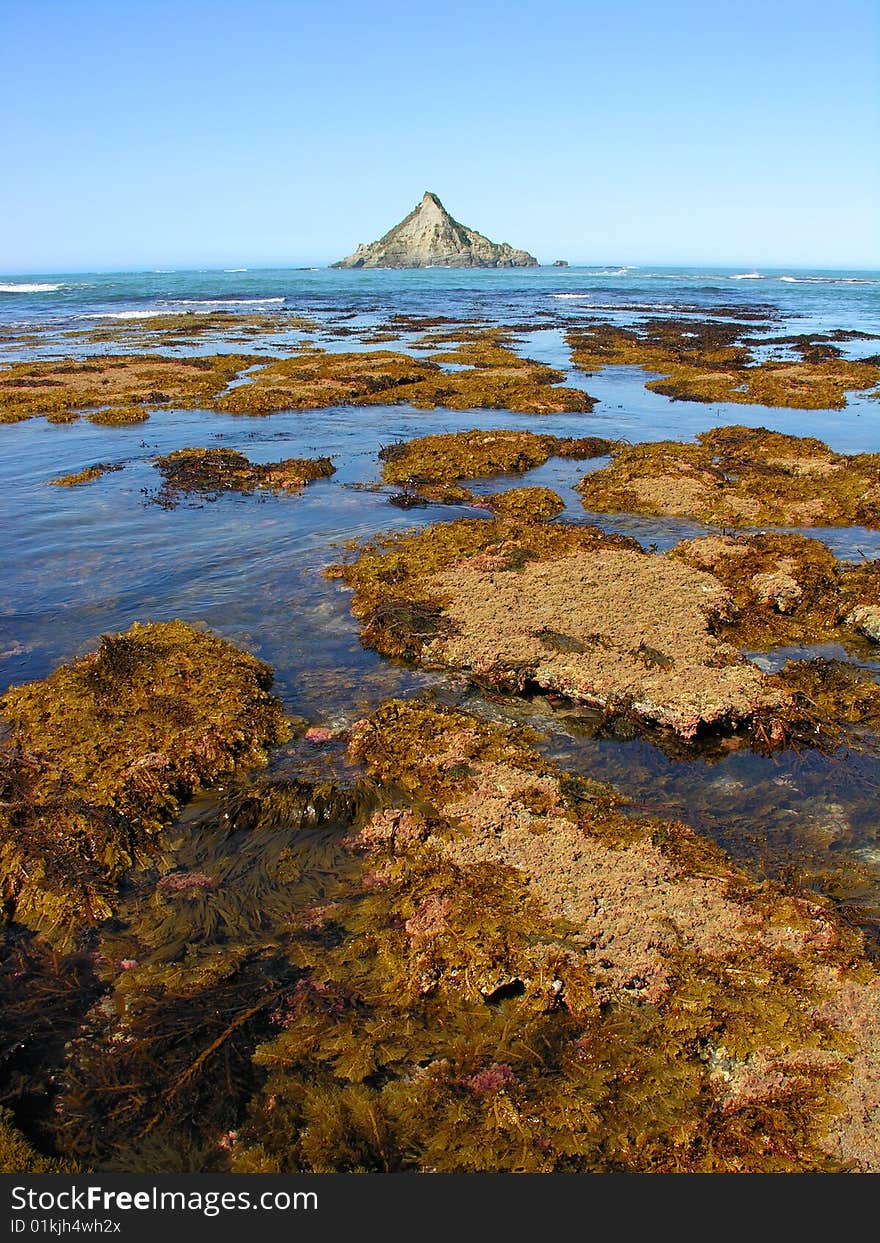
[[2, 265, 880, 948]]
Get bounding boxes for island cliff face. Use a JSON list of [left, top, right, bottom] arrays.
[[332, 192, 538, 269]]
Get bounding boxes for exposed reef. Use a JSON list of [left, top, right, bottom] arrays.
[[0, 622, 289, 946], [379, 428, 615, 506], [223, 698, 879, 1172], [152, 447, 335, 506], [332, 191, 538, 269], [672, 531, 880, 650], [0, 354, 258, 425], [328, 516, 806, 741], [331, 509, 880, 748], [4, 686, 880, 1170], [71, 311, 318, 350], [567, 319, 879, 409], [217, 346, 593, 417], [577, 427, 880, 528]]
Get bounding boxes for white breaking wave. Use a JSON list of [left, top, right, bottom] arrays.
[[224, 268, 248, 273], [729, 272, 763, 280], [776, 275, 879, 286], [0, 282, 63, 293]]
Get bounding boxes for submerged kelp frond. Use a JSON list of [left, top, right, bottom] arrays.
[[567, 319, 879, 409], [53, 775, 386, 1170], [0, 621, 289, 945], [577, 426, 880, 528], [773, 658, 880, 743], [225, 697, 877, 1173], [0, 354, 258, 425], [152, 447, 335, 505], [216, 345, 594, 417], [0, 928, 99, 1170]]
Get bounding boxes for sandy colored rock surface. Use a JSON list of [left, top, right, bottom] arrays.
[[425, 548, 785, 737]]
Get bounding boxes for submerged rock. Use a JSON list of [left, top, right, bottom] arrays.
[[332, 191, 538, 269], [49, 462, 124, 488]]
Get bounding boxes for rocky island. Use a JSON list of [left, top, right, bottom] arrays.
[[332, 191, 538, 269]]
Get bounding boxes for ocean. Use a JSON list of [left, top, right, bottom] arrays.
[[2, 263, 880, 338]]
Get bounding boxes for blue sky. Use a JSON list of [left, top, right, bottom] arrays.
[[2, 0, 878, 271]]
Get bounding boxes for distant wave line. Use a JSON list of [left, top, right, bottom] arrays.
[[160, 297, 286, 307]]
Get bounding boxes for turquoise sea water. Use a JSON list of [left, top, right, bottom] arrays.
[[2, 263, 880, 337], [1, 264, 880, 939]]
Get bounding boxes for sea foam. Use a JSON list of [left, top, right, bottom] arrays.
[[0, 282, 62, 293]]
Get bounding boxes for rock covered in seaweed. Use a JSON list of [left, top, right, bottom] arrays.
[[330, 516, 792, 740], [221, 697, 880, 1173], [672, 531, 880, 650], [152, 447, 335, 506], [379, 428, 615, 506], [11, 693, 880, 1173], [217, 345, 592, 416], [0, 354, 258, 425], [0, 621, 289, 946], [577, 426, 880, 528]]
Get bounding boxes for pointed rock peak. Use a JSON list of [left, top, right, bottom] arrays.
[[332, 193, 538, 270]]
